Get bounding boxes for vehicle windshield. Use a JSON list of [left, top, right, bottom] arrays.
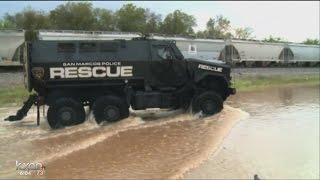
[[157, 46, 172, 60]]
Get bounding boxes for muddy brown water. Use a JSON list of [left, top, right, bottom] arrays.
[[185, 84, 320, 179], [0, 84, 319, 179], [0, 105, 247, 179]]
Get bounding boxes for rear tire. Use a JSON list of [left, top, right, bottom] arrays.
[[92, 95, 129, 124], [192, 91, 223, 115], [47, 98, 86, 129]]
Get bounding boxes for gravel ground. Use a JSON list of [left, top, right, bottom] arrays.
[[0, 68, 319, 89]]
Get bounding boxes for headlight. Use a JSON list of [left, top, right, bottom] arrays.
[[31, 67, 44, 80]]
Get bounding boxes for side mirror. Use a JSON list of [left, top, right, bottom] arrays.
[[177, 54, 183, 60]]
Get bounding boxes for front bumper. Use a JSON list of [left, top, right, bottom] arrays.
[[228, 87, 236, 95]]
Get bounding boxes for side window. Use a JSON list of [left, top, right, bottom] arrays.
[[100, 42, 119, 52], [57, 43, 75, 53], [156, 46, 173, 60], [79, 43, 97, 53]]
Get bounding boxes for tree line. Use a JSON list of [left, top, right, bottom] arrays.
[[0, 2, 318, 45]]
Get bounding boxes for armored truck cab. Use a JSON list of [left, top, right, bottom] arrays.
[[7, 38, 235, 129]]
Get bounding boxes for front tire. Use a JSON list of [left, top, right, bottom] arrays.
[[192, 91, 223, 115], [92, 95, 129, 124], [47, 98, 86, 129]]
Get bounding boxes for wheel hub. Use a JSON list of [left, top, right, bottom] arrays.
[[58, 107, 74, 123], [106, 108, 117, 117], [202, 100, 216, 113], [61, 111, 72, 121], [103, 105, 120, 120]]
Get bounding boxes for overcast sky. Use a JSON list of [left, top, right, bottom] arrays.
[[0, 1, 319, 43]]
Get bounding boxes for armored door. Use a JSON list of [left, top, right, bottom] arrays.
[[150, 43, 188, 88]]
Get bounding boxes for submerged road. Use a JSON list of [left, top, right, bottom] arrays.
[[0, 106, 248, 178], [0, 84, 318, 179]]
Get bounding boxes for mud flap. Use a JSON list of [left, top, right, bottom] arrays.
[[4, 94, 37, 122]]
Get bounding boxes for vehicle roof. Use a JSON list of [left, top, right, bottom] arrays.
[[33, 38, 174, 43]]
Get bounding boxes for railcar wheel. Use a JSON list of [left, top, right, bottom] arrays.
[[47, 98, 86, 129], [192, 91, 223, 115], [92, 95, 129, 124]]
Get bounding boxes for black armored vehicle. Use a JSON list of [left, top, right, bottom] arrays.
[[6, 37, 236, 129]]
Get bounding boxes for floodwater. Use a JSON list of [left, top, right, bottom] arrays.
[[185, 84, 320, 179], [0, 104, 247, 179], [0, 84, 319, 179]]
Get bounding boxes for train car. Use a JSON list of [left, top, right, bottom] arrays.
[[1, 29, 319, 67], [0, 29, 25, 66], [35, 30, 320, 67], [229, 40, 287, 67], [288, 43, 320, 66]]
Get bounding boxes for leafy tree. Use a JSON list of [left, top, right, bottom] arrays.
[[116, 3, 146, 32], [0, 18, 15, 29], [3, 7, 50, 30], [263, 35, 287, 43], [49, 2, 96, 30], [234, 27, 254, 39], [93, 8, 116, 31], [196, 31, 206, 38], [303, 38, 320, 45], [160, 10, 196, 36], [197, 15, 232, 39], [144, 8, 161, 34]]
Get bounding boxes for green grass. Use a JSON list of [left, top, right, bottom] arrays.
[[0, 85, 29, 107], [233, 74, 320, 91], [0, 74, 319, 107]]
